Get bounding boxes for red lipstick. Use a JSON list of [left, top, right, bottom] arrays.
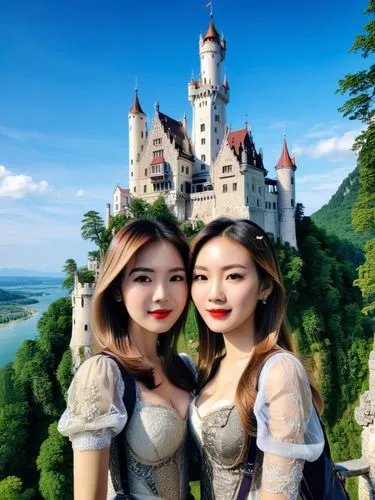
[[207, 309, 231, 319], [148, 309, 172, 320]]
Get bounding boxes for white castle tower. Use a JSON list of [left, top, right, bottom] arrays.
[[188, 16, 229, 173], [70, 273, 95, 371], [276, 135, 297, 248], [129, 90, 147, 194]]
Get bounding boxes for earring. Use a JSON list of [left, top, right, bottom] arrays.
[[261, 296, 268, 305]]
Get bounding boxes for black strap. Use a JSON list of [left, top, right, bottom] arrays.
[[237, 435, 257, 500], [99, 351, 136, 497]]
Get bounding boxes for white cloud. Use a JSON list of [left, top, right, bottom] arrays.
[[0, 165, 49, 199], [304, 123, 343, 139], [76, 189, 84, 197], [294, 129, 361, 159]]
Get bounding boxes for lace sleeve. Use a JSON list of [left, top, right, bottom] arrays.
[[253, 353, 324, 500], [57, 354, 128, 451]]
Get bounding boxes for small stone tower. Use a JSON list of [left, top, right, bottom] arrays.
[[188, 16, 229, 170], [355, 340, 375, 498], [276, 135, 297, 248], [128, 90, 147, 194], [70, 273, 95, 371]]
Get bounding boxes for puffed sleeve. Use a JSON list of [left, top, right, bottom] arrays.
[[253, 353, 324, 499], [57, 354, 128, 451]]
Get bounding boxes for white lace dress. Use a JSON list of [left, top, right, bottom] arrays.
[[58, 354, 193, 500], [189, 352, 325, 500]]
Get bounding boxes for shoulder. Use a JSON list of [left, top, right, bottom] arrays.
[[71, 353, 124, 396], [258, 351, 308, 390]]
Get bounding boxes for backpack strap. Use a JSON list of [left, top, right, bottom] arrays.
[[99, 351, 136, 498]]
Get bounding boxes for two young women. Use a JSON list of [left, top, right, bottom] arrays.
[[58, 217, 325, 500]]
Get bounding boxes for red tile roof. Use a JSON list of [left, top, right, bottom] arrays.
[[276, 137, 295, 169], [129, 91, 144, 114], [228, 128, 248, 157], [204, 20, 219, 41], [150, 156, 165, 165]]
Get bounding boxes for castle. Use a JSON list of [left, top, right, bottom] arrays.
[[113, 15, 298, 249]]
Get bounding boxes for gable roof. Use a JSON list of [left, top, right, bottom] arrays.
[[227, 128, 265, 171]]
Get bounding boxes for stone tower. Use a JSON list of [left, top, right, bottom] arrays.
[[128, 90, 147, 194], [188, 16, 229, 172], [70, 273, 95, 371], [276, 135, 297, 248]]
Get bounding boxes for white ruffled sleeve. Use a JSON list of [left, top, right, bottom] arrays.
[[253, 353, 324, 499], [57, 354, 128, 451]]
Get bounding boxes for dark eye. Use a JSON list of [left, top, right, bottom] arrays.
[[134, 275, 151, 283], [170, 275, 185, 282], [227, 273, 243, 280], [193, 274, 208, 281]]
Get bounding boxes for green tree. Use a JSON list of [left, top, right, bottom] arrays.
[[0, 403, 29, 477], [56, 350, 73, 400], [81, 210, 111, 258], [129, 198, 150, 218], [354, 239, 375, 314], [109, 211, 130, 235], [0, 476, 34, 500], [149, 196, 178, 224], [62, 267, 95, 292], [37, 422, 73, 500], [62, 259, 77, 276]]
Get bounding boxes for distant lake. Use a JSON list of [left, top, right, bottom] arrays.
[[0, 277, 68, 368]]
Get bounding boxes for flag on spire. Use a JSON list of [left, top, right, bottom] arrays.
[[206, 1, 213, 17]]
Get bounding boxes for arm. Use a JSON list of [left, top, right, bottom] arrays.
[[254, 354, 323, 500], [74, 448, 110, 500]]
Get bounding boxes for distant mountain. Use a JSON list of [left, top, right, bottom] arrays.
[[312, 167, 372, 248], [0, 268, 64, 278], [0, 288, 25, 302]]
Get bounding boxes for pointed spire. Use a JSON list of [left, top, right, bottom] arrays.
[[204, 19, 220, 41], [223, 75, 230, 90], [129, 90, 144, 114], [276, 135, 295, 169]]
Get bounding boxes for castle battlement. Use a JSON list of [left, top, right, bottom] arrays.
[[190, 190, 215, 202], [73, 282, 95, 297]]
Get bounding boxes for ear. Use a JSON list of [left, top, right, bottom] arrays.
[[258, 281, 274, 302]]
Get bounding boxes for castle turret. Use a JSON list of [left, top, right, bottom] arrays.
[[70, 273, 95, 371], [188, 16, 229, 170], [276, 135, 297, 248], [129, 90, 147, 194]]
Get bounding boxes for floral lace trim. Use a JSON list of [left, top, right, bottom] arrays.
[[262, 458, 304, 500], [71, 429, 112, 450]]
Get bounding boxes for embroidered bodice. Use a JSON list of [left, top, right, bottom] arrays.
[[189, 352, 325, 500], [58, 354, 193, 499]]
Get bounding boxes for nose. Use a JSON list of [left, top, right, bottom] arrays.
[[208, 279, 226, 303], [152, 280, 169, 304]]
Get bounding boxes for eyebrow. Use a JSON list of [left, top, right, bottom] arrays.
[[129, 266, 186, 275], [194, 264, 247, 271]]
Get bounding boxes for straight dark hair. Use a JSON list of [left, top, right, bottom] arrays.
[[92, 218, 195, 392], [190, 217, 322, 435]]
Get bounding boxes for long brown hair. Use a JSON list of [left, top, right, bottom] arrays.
[[190, 217, 322, 435], [92, 218, 195, 392]]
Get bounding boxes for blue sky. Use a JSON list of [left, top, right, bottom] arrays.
[[0, 0, 369, 271]]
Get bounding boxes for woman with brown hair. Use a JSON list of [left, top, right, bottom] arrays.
[[188, 217, 325, 500], [58, 219, 196, 499]]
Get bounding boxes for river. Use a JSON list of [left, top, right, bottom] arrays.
[[0, 277, 68, 368]]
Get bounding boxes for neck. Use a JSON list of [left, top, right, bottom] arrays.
[[128, 320, 159, 362], [222, 317, 256, 363]]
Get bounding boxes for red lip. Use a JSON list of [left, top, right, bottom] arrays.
[[207, 309, 231, 319], [148, 309, 172, 320]]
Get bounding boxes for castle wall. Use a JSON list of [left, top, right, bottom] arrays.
[[264, 190, 279, 239], [71, 282, 95, 370]]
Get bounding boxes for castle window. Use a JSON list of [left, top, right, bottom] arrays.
[[223, 184, 228, 193], [134, 187, 136, 193], [215, 114, 220, 123], [233, 183, 237, 191], [144, 185, 147, 193], [247, 197, 249, 204], [291, 199, 294, 207], [181, 184, 184, 192], [144, 169, 147, 176], [153, 149, 164, 158], [141, 131, 144, 139], [257, 198, 260, 207], [84, 325, 88, 331], [201, 154, 206, 161], [186, 166, 189, 174], [199, 103, 201, 108], [201, 164, 205, 171], [141, 145, 143, 151], [153, 138, 162, 146], [201, 138, 205, 145], [81, 297, 84, 308], [131, 159, 133, 165], [153, 184, 156, 191], [222, 165, 232, 174], [214, 127, 217, 133], [201, 124, 205, 132], [182, 165, 184, 173], [291, 177, 294, 185], [273, 202, 276, 209], [217, 138, 219, 145], [252, 184, 255, 192], [214, 105, 217, 110], [116, 204, 118, 211], [74, 319, 75, 324]]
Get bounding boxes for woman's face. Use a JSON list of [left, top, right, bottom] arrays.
[[121, 240, 188, 334], [191, 236, 268, 336]]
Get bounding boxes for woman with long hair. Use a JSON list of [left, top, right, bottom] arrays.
[[58, 219, 196, 500], [189, 217, 324, 500]]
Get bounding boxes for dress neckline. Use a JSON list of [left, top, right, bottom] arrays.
[[192, 395, 235, 420], [135, 382, 190, 423]]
